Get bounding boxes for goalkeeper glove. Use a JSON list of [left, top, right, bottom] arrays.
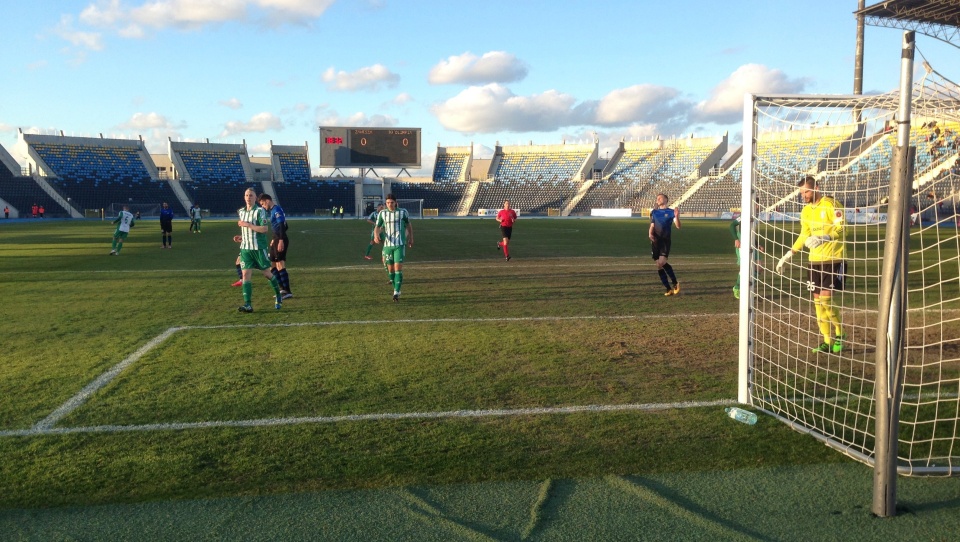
[[776, 250, 793, 274], [803, 235, 831, 249]]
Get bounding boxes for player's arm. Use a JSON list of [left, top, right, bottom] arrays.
[[373, 215, 384, 244], [673, 208, 681, 230], [648, 221, 656, 241], [404, 217, 413, 247]]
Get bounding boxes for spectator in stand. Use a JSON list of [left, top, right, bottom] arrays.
[[38, 205, 45, 218], [31, 203, 38, 218], [4, 205, 9, 219]]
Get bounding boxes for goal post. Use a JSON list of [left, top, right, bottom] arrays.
[[740, 42, 960, 515], [396, 198, 423, 219]]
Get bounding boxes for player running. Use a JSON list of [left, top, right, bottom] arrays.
[[496, 199, 518, 261], [109, 205, 135, 255]]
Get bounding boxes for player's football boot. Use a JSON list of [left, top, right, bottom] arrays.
[[811, 343, 831, 353], [231, 280, 243, 287], [238, 305, 254, 313], [832, 334, 846, 353], [672, 283, 680, 295]]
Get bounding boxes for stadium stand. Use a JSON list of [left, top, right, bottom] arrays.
[[172, 141, 254, 215], [469, 143, 594, 214], [21, 133, 176, 216], [391, 146, 472, 214], [273, 176, 356, 216], [268, 142, 357, 216]]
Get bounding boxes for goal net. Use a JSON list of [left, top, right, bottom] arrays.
[[741, 65, 960, 476], [108, 202, 161, 217], [397, 198, 423, 219]]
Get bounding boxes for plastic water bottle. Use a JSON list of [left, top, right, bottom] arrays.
[[725, 406, 758, 425]]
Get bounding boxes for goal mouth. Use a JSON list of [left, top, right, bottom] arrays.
[[742, 65, 960, 477], [108, 203, 161, 216]]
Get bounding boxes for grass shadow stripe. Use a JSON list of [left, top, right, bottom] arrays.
[[604, 475, 770, 541], [521, 478, 554, 540], [397, 488, 502, 542]]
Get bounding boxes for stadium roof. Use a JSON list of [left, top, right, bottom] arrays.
[[857, 1, 960, 44]]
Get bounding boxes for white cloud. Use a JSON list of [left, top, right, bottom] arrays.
[[322, 64, 399, 92], [117, 111, 180, 130], [53, 14, 104, 51], [219, 98, 244, 110], [428, 51, 528, 85], [432, 84, 580, 133], [391, 93, 413, 106], [220, 111, 283, 137], [114, 112, 187, 153], [694, 64, 808, 124], [314, 106, 397, 128], [593, 84, 691, 127], [61, 0, 335, 48]]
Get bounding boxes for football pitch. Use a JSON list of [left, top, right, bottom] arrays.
[[1, 216, 959, 539]]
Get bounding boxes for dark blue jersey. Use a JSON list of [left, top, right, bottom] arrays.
[[268, 204, 288, 240], [650, 207, 677, 239], [160, 207, 174, 224]]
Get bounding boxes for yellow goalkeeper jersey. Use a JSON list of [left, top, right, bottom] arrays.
[[791, 195, 845, 262]]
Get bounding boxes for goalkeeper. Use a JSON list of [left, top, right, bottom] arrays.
[[775, 176, 846, 353]]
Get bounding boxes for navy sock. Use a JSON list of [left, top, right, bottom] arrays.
[[658, 269, 671, 290], [664, 263, 677, 286]]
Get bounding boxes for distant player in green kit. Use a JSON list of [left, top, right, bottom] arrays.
[[364, 203, 384, 260], [374, 194, 414, 302], [109, 205, 135, 255], [235, 188, 283, 313]]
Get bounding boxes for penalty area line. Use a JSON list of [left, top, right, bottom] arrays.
[[31, 326, 183, 431], [1, 400, 737, 438]]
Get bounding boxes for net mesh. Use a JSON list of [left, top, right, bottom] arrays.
[[745, 65, 960, 475]]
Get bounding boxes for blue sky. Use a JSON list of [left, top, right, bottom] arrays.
[[1, 0, 957, 175]]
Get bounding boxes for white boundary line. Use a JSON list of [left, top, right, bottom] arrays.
[[7, 314, 737, 438], [1, 400, 736, 437]]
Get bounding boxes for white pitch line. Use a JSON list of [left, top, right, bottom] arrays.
[[14, 314, 738, 437], [1, 400, 737, 438], [31, 327, 183, 431]]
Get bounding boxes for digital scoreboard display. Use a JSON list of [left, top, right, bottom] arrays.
[[319, 127, 421, 168]]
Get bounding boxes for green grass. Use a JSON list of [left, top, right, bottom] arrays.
[[0, 217, 862, 509]]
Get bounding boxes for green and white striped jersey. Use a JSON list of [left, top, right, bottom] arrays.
[[377, 208, 409, 247], [238, 205, 268, 250], [113, 210, 135, 233]]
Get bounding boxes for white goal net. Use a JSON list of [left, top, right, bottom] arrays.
[[741, 65, 960, 476], [396, 198, 423, 219]]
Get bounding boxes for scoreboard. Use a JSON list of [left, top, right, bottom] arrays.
[[319, 127, 421, 168]]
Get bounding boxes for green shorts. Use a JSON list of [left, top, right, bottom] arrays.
[[382, 245, 405, 265], [113, 230, 129, 240], [239, 248, 272, 271]]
